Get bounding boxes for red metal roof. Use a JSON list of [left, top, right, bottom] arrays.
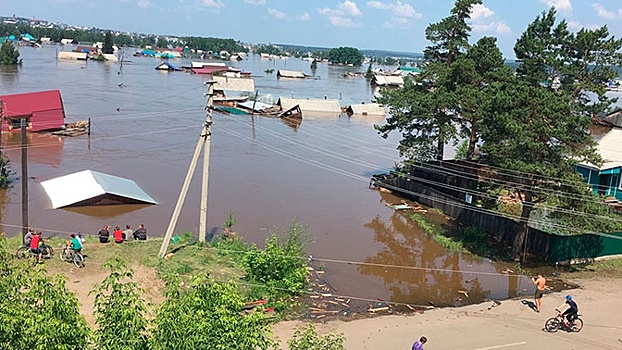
[[0, 90, 66, 131]]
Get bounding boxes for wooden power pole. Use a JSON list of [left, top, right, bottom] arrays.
[[21, 117, 28, 238], [159, 81, 215, 258]]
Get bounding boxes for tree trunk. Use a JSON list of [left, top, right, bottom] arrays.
[[467, 119, 478, 160], [436, 138, 444, 161], [512, 190, 533, 261]]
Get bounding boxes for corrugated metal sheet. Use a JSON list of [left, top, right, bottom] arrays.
[[347, 103, 386, 116], [277, 70, 306, 78], [278, 98, 341, 114], [41, 170, 157, 209], [191, 66, 229, 75], [373, 75, 404, 87], [213, 76, 255, 92]]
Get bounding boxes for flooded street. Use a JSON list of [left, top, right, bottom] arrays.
[[0, 45, 535, 307]]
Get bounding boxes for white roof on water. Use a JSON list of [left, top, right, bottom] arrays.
[[277, 69, 306, 78], [238, 101, 273, 112], [373, 74, 404, 87], [278, 98, 342, 114], [192, 61, 226, 68], [213, 75, 255, 92], [348, 103, 386, 116], [41, 170, 157, 209]]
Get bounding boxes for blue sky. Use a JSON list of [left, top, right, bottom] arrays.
[[4, 0, 622, 59]]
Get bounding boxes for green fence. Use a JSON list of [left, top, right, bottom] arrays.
[[548, 232, 622, 262]]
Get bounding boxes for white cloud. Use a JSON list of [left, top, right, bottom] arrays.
[[366, 0, 421, 25], [244, 0, 266, 5], [329, 17, 356, 27], [541, 0, 572, 12], [201, 0, 224, 8], [470, 4, 494, 21], [339, 1, 362, 16], [318, 1, 363, 27], [268, 8, 288, 20], [297, 12, 310, 21], [472, 21, 511, 35], [592, 4, 622, 20]]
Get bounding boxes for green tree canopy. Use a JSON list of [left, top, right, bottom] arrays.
[[327, 46, 364, 66], [102, 31, 114, 54], [0, 41, 20, 65]]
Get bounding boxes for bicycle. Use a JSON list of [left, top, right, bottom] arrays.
[[59, 245, 85, 268], [544, 309, 583, 333], [16, 242, 53, 260]]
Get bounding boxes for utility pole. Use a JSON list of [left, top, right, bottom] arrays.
[[21, 117, 28, 238], [159, 81, 215, 258]]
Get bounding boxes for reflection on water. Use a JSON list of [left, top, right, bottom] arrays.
[[0, 45, 532, 307]]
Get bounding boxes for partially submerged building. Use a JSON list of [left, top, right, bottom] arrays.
[[277, 70, 306, 79], [371, 74, 404, 87], [277, 98, 341, 117], [0, 90, 66, 132], [41, 170, 157, 209], [345, 103, 386, 116]]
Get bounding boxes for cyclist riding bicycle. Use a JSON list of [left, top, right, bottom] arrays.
[[65, 233, 83, 256], [557, 295, 579, 327]]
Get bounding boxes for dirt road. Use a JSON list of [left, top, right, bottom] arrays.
[[273, 278, 622, 350]]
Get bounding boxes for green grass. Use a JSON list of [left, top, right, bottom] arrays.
[[558, 258, 622, 279], [409, 213, 463, 252]]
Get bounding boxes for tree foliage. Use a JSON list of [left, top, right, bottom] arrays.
[[327, 46, 364, 66], [151, 277, 274, 350], [91, 258, 148, 350], [102, 31, 114, 54], [243, 221, 310, 299], [0, 41, 20, 65], [480, 8, 622, 258], [0, 237, 90, 349], [288, 323, 345, 350], [376, 0, 482, 161]]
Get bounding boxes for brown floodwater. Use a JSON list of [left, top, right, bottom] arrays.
[[0, 45, 537, 307]]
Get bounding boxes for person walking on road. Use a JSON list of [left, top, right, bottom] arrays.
[[532, 274, 546, 312], [412, 336, 427, 350]]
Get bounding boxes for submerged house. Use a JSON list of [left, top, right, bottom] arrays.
[[345, 103, 386, 116], [41, 170, 157, 209], [576, 128, 622, 200], [277, 98, 341, 117], [371, 74, 404, 87], [277, 70, 306, 79], [155, 61, 181, 71], [0, 90, 66, 132]]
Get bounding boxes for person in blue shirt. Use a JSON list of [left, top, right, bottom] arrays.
[[558, 295, 579, 326], [412, 336, 427, 350]]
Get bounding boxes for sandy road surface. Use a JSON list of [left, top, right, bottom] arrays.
[[273, 278, 622, 350]]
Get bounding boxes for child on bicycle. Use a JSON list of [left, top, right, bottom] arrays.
[[65, 233, 83, 256], [557, 295, 579, 327]]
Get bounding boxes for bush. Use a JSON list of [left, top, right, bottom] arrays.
[[243, 221, 310, 297], [288, 323, 345, 350]]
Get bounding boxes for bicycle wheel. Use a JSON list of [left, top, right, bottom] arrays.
[[59, 250, 69, 262], [41, 245, 53, 258], [73, 253, 85, 268], [545, 317, 560, 332], [15, 246, 29, 259], [571, 318, 583, 332]]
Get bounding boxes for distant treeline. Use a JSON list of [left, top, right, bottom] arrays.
[[0, 23, 247, 53]]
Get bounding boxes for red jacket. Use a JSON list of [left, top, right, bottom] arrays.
[[30, 235, 40, 250], [113, 229, 124, 243]]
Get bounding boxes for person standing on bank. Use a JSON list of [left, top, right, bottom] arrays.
[[532, 274, 546, 312], [412, 336, 427, 350], [133, 224, 147, 241]]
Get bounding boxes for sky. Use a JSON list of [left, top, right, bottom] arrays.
[[4, 0, 622, 59]]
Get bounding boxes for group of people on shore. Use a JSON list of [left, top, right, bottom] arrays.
[[97, 224, 147, 244]]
